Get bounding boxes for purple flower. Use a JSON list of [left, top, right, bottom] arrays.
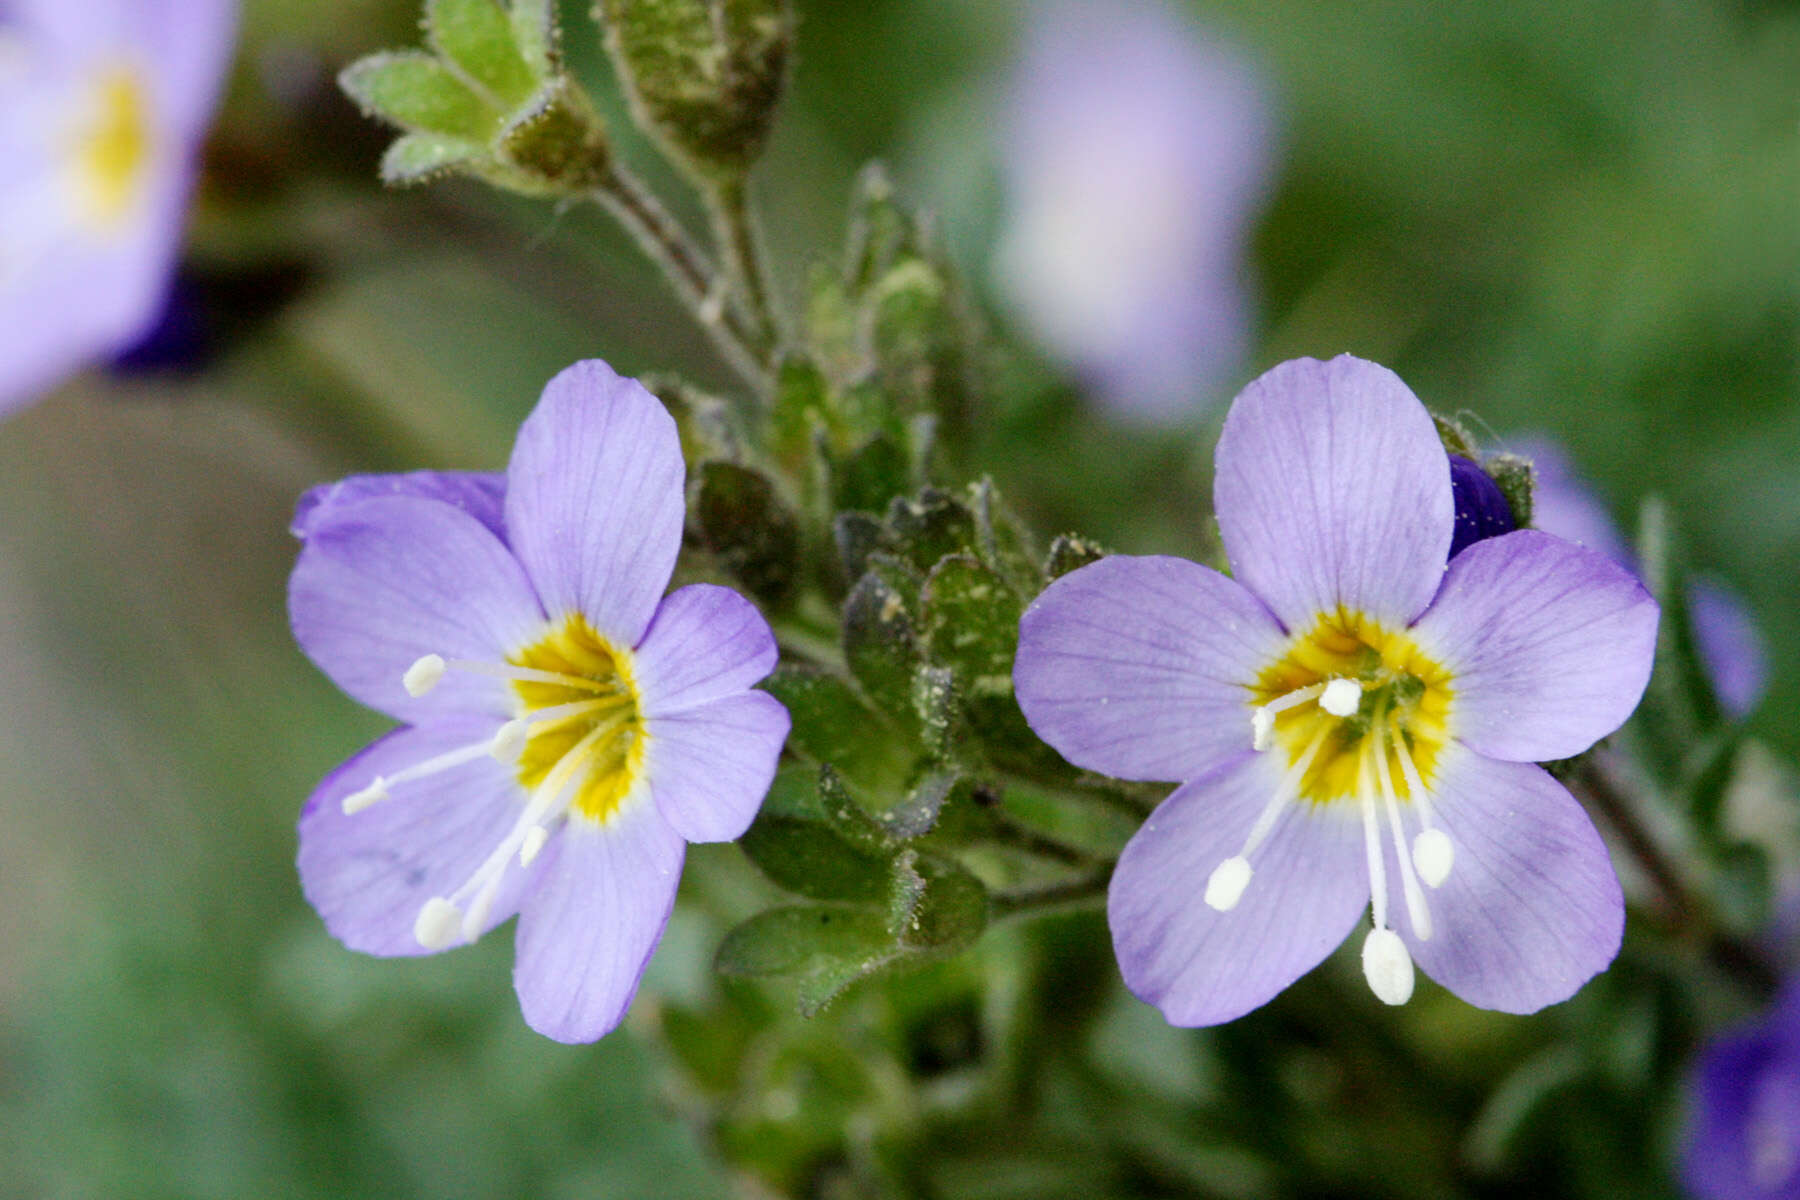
[[1014, 355, 1658, 1024], [289, 361, 790, 1043], [1522, 437, 1766, 718], [994, 0, 1272, 420], [0, 0, 234, 414], [1684, 983, 1800, 1199]]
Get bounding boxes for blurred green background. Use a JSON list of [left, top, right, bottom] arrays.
[[1, 0, 1796, 1195]]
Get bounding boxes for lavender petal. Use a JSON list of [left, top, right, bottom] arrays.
[[1214, 355, 1454, 630], [1108, 753, 1369, 1026], [1014, 555, 1287, 783], [1411, 529, 1658, 763]]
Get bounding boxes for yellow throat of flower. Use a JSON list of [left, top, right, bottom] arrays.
[[1251, 610, 1453, 807], [74, 64, 152, 230], [508, 614, 645, 825]]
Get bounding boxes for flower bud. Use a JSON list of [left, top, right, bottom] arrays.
[[597, 0, 792, 178]]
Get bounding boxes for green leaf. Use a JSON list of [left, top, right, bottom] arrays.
[[378, 132, 485, 185], [426, 0, 540, 107], [885, 488, 977, 574], [508, 0, 556, 69], [828, 432, 910, 513], [339, 51, 501, 140], [713, 904, 896, 1017], [912, 663, 960, 759], [739, 769, 896, 902], [692, 461, 801, 608], [844, 162, 914, 290], [842, 570, 922, 728], [760, 666, 911, 792], [922, 554, 1021, 683], [832, 511, 891, 583], [967, 477, 1042, 595], [770, 354, 827, 473], [1044, 533, 1109, 581], [886, 849, 987, 951]]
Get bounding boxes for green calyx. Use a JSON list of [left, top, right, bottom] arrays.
[[597, 0, 792, 178], [340, 0, 612, 194]]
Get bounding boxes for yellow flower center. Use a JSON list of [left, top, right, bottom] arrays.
[[1251, 610, 1453, 807], [74, 64, 152, 230], [509, 614, 645, 825]]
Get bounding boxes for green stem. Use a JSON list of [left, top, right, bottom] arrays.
[[990, 865, 1114, 922], [705, 174, 779, 348], [984, 811, 1094, 868], [1574, 750, 1777, 995], [588, 164, 775, 395]]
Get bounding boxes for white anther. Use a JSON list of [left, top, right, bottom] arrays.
[[520, 825, 549, 867], [403, 654, 446, 697], [1204, 856, 1253, 912], [1319, 677, 1363, 717], [1246, 682, 1326, 751], [1361, 927, 1415, 1006], [414, 897, 464, 949], [342, 778, 390, 815], [1413, 828, 1454, 888], [491, 718, 530, 762], [1250, 707, 1276, 752]]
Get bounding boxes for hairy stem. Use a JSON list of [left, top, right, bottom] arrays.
[[990, 865, 1114, 922], [985, 810, 1095, 868], [589, 164, 775, 395], [705, 174, 779, 348]]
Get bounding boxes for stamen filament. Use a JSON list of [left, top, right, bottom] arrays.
[[1373, 729, 1432, 941], [342, 737, 495, 814], [1249, 682, 1325, 751], [1240, 724, 1331, 859], [1358, 759, 1388, 932], [1205, 725, 1332, 913], [1392, 734, 1454, 887], [445, 658, 622, 692]]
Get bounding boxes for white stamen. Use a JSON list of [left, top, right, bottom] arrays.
[[1358, 769, 1389, 932], [1392, 734, 1452, 886], [1319, 677, 1363, 717], [520, 825, 549, 866], [403, 654, 446, 697], [441, 657, 619, 692], [342, 778, 390, 814], [491, 718, 529, 762], [1373, 730, 1432, 941], [1247, 682, 1326, 751], [1237, 724, 1331, 861], [1250, 707, 1276, 752], [428, 718, 620, 952], [1204, 856, 1253, 912], [1413, 828, 1455, 888], [414, 897, 464, 949], [341, 738, 496, 817], [1361, 927, 1415, 1005]]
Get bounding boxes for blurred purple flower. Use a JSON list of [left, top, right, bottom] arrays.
[[1015, 356, 1656, 1024], [1521, 437, 1766, 718], [995, 0, 1272, 420], [1684, 984, 1800, 1199], [0, 0, 234, 414], [289, 361, 790, 1043]]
